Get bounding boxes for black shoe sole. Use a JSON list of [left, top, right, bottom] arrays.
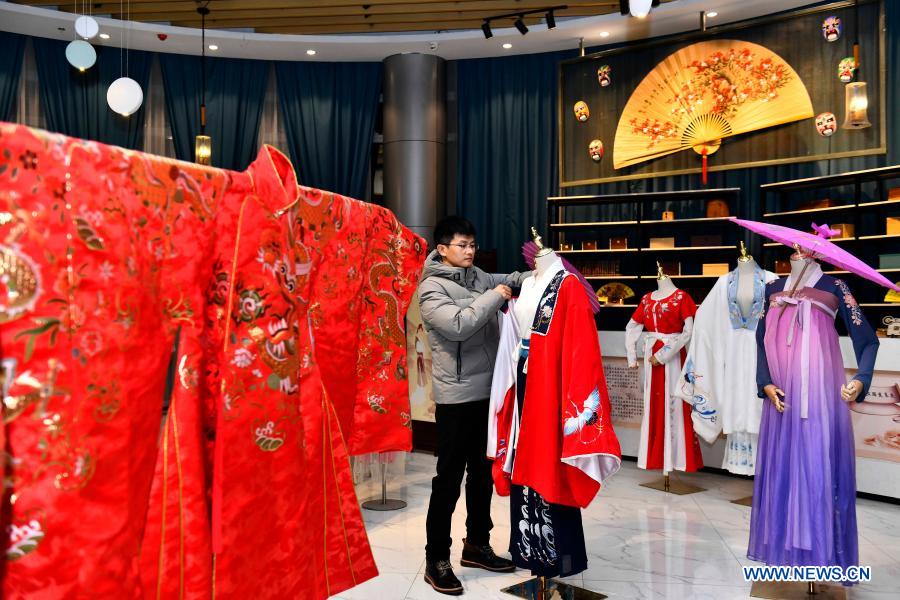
[[459, 558, 516, 573], [424, 573, 464, 595]]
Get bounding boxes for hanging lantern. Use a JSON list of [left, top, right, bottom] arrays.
[[107, 77, 144, 116], [195, 135, 212, 165], [65, 40, 96, 72], [842, 81, 871, 129], [74, 16, 100, 40]]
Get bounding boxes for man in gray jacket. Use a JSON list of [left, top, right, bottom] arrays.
[[419, 216, 530, 595]]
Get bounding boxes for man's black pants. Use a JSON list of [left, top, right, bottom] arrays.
[[424, 399, 494, 561]]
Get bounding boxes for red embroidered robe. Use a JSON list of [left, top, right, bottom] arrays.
[[0, 123, 424, 599], [491, 271, 622, 508]]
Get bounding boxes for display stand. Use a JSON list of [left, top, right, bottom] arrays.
[[502, 575, 607, 600], [639, 473, 706, 496], [750, 581, 848, 599], [361, 461, 407, 511]]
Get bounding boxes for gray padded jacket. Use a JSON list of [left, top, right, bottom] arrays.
[[418, 250, 529, 404]]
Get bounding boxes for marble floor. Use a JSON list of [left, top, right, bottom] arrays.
[[336, 452, 900, 600]]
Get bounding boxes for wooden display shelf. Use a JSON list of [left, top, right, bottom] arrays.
[[826, 268, 900, 274], [763, 204, 855, 218], [859, 199, 900, 208], [860, 303, 900, 308], [550, 220, 638, 228], [557, 248, 639, 254], [640, 216, 733, 225], [764, 238, 854, 247], [642, 245, 734, 252], [858, 233, 900, 241], [585, 275, 640, 280]]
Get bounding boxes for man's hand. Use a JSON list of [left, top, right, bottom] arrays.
[[841, 379, 864, 402], [493, 284, 512, 300], [763, 384, 785, 413]]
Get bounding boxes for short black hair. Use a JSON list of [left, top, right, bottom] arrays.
[[434, 216, 476, 247]]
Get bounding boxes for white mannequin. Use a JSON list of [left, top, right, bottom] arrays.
[[787, 251, 818, 291], [736, 242, 758, 317], [652, 262, 677, 300], [515, 236, 564, 342]]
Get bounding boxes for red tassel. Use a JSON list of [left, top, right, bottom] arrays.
[[701, 147, 708, 185]]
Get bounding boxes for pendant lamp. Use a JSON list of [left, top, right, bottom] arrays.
[[195, 2, 212, 165]]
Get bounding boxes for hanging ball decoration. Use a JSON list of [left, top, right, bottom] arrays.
[[65, 40, 96, 71], [588, 139, 604, 162], [74, 16, 100, 40], [821, 16, 841, 42], [107, 77, 144, 116], [573, 100, 590, 122]]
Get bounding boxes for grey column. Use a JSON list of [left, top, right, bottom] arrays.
[[383, 53, 446, 244]]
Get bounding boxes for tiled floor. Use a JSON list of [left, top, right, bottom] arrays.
[[337, 453, 900, 599]]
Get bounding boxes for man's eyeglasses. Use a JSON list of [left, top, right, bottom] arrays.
[[445, 243, 479, 251]]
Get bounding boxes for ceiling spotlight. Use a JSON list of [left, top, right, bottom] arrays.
[[306, 49, 317, 55], [599, 31, 610, 38], [514, 16, 529, 35], [502, 43, 513, 49], [707, 11, 718, 18], [208, 44, 218, 50], [546, 10, 556, 30], [99, 33, 110, 40], [481, 20, 493, 39]]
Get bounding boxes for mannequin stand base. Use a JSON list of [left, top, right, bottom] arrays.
[[750, 581, 847, 599], [502, 577, 607, 599], [361, 498, 407, 511], [639, 475, 705, 496], [731, 495, 754, 506]]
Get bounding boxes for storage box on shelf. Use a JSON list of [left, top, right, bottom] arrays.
[[547, 188, 743, 330], [760, 165, 900, 334]]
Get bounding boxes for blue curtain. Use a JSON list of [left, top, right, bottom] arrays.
[[456, 50, 577, 272], [275, 61, 381, 200], [0, 32, 26, 122], [160, 54, 268, 171], [33, 38, 151, 150]]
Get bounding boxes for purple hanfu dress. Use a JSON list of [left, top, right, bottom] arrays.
[[749, 263, 879, 573]]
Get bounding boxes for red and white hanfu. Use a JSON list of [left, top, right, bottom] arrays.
[[625, 289, 704, 474]]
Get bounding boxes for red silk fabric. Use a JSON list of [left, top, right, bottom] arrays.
[[0, 123, 424, 598]]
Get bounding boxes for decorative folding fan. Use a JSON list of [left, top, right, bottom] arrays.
[[613, 40, 814, 178], [885, 285, 900, 303], [596, 282, 635, 305]]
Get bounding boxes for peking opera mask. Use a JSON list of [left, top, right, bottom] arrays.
[[588, 139, 604, 162], [815, 112, 837, 137], [838, 57, 857, 83], [822, 16, 842, 42], [597, 65, 612, 88], [573, 101, 590, 122]]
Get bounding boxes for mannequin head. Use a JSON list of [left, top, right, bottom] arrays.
[[434, 216, 477, 268]]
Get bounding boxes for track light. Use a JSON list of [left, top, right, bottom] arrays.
[[546, 10, 556, 29], [481, 20, 493, 39], [515, 16, 529, 35]]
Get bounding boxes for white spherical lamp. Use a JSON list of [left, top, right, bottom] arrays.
[[74, 16, 100, 40], [65, 40, 96, 71], [106, 77, 144, 116], [630, 0, 653, 18]]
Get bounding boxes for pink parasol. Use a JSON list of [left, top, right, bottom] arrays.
[[522, 241, 602, 313], [730, 217, 900, 292]]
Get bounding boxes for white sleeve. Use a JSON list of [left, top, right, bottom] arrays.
[[653, 316, 693, 364], [625, 318, 644, 367]]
